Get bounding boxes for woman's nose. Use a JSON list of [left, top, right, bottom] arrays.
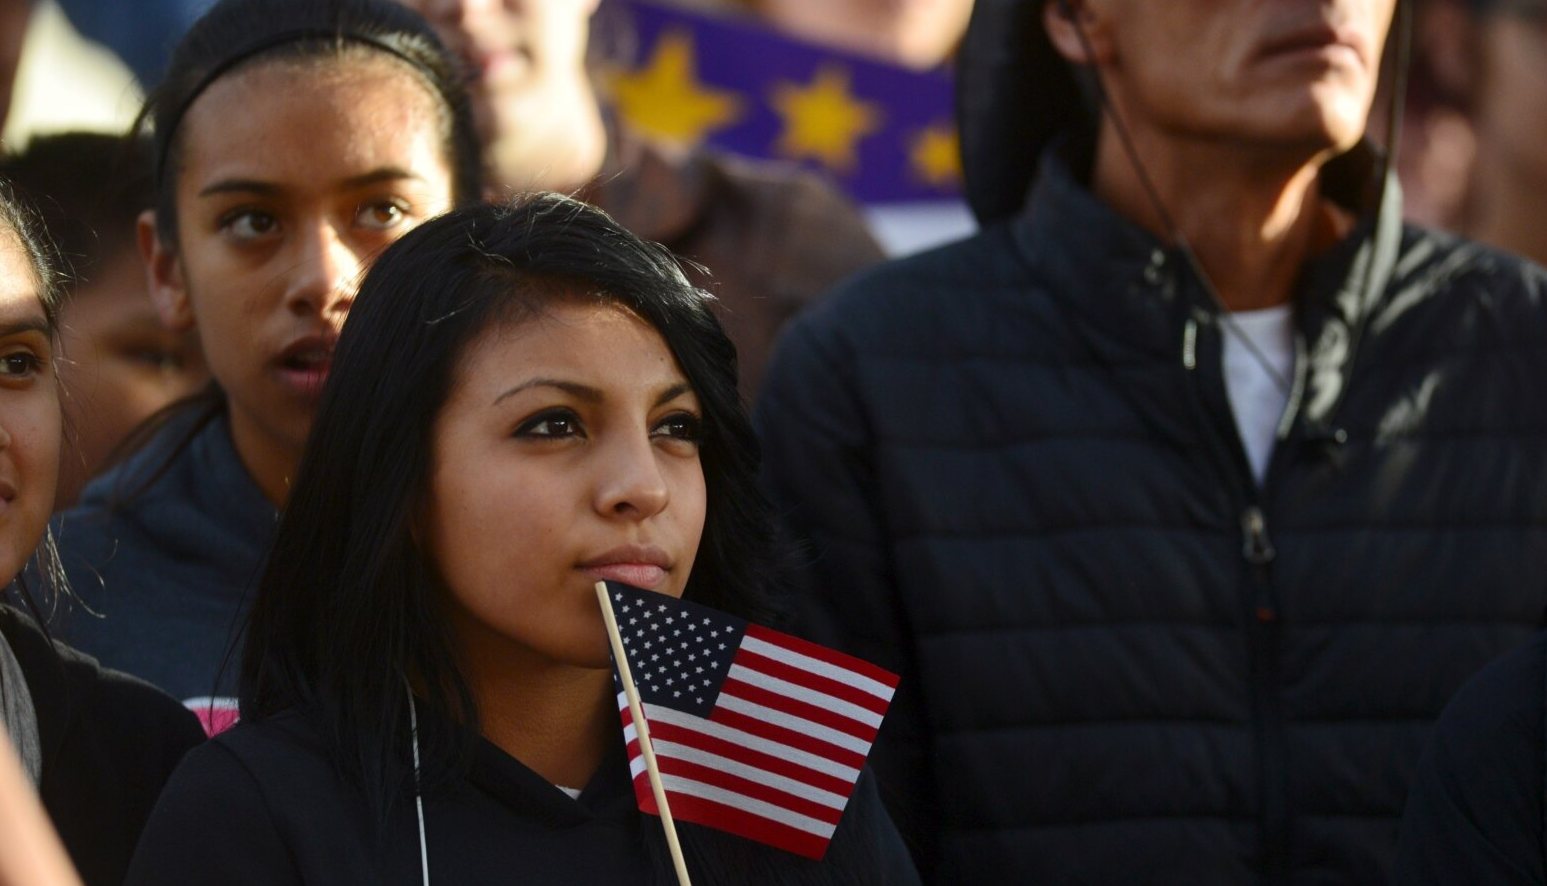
[[285, 221, 359, 320], [593, 433, 671, 520]]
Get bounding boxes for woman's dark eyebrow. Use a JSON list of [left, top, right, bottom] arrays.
[[493, 378, 602, 406], [198, 168, 425, 198], [340, 167, 426, 189], [0, 318, 50, 338], [492, 379, 694, 408], [654, 383, 693, 407], [198, 178, 280, 198]]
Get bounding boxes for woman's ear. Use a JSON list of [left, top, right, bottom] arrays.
[[1043, 0, 1117, 67], [138, 209, 195, 333]]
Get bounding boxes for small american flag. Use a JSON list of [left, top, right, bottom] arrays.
[[604, 581, 898, 860]]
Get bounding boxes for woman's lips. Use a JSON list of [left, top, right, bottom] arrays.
[[274, 336, 336, 398], [581, 563, 669, 589]]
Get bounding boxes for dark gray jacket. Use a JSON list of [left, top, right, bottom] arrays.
[[755, 146, 1547, 884], [49, 410, 276, 705]]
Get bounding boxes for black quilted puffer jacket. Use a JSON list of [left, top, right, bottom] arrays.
[[754, 148, 1547, 885]]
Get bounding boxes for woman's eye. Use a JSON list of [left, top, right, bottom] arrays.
[[653, 412, 703, 444], [221, 210, 279, 241], [357, 200, 408, 231], [515, 410, 583, 439], [0, 352, 42, 380]]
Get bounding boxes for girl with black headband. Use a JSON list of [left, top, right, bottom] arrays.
[[47, 0, 481, 715]]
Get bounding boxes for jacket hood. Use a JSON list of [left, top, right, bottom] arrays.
[[956, 0, 1085, 226]]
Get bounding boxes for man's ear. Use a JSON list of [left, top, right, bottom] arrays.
[[138, 209, 195, 333], [1043, 0, 1117, 67]]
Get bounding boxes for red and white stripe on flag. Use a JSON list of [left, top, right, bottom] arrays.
[[618, 623, 898, 859]]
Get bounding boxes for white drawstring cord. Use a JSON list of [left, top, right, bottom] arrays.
[[407, 684, 430, 886]]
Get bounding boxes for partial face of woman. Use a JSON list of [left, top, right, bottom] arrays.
[[0, 236, 59, 584], [146, 55, 456, 495], [423, 300, 708, 672]]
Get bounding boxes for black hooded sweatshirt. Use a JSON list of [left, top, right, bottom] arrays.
[[0, 604, 205, 886], [124, 709, 920, 885]]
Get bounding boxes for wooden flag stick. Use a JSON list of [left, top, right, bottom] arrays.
[[596, 582, 693, 886]]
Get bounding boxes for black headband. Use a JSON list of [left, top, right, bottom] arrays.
[[155, 27, 443, 184]]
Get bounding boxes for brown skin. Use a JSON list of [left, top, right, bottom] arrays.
[[423, 300, 706, 788], [55, 248, 207, 508], [391, 0, 607, 196], [1044, 0, 1397, 311], [748, 0, 975, 69], [0, 726, 82, 886], [0, 235, 60, 590], [140, 57, 456, 505]]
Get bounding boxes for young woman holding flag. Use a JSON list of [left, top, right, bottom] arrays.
[[124, 194, 918, 885]]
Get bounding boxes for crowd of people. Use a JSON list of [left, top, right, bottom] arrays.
[[0, 0, 1543, 884]]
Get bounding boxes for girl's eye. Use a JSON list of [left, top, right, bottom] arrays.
[[357, 200, 408, 231], [221, 210, 279, 241], [0, 352, 42, 380], [515, 409, 583, 439], [652, 412, 703, 444]]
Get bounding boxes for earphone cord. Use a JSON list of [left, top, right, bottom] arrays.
[[407, 683, 431, 886]]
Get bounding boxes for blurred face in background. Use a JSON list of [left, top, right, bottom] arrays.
[[392, 0, 602, 190], [55, 247, 206, 508], [752, 0, 976, 69]]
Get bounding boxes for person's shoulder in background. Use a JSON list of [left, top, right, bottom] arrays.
[[1391, 632, 1546, 886]]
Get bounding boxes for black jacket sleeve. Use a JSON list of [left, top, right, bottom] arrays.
[[754, 315, 941, 877], [125, 740, 301, 886], [0, 604, 205, 886], [1390, 634, 1547, 886]]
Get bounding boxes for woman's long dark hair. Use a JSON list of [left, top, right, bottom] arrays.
[[106, 0, 483, 504]]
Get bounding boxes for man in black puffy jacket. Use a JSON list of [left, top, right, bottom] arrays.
[[755, 0, 1547, 883]]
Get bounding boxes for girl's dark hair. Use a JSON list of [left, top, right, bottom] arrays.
[[109, 0, 483, 504], [242, 190, 781, 802], [0, 181, 70, 623]]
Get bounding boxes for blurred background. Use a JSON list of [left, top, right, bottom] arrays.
[[1, 0, 1543, 258]]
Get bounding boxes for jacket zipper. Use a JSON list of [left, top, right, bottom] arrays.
[[1180, 281, 1304, 882], [1241, 504, 1287, 882]]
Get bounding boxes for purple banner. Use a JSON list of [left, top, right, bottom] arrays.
[[604, 1, 961, 204]]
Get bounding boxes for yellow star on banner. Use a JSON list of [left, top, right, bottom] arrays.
[[608, 29, 745, 147], [909, 122, 962, 189], [769, 65, 882, 173]]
